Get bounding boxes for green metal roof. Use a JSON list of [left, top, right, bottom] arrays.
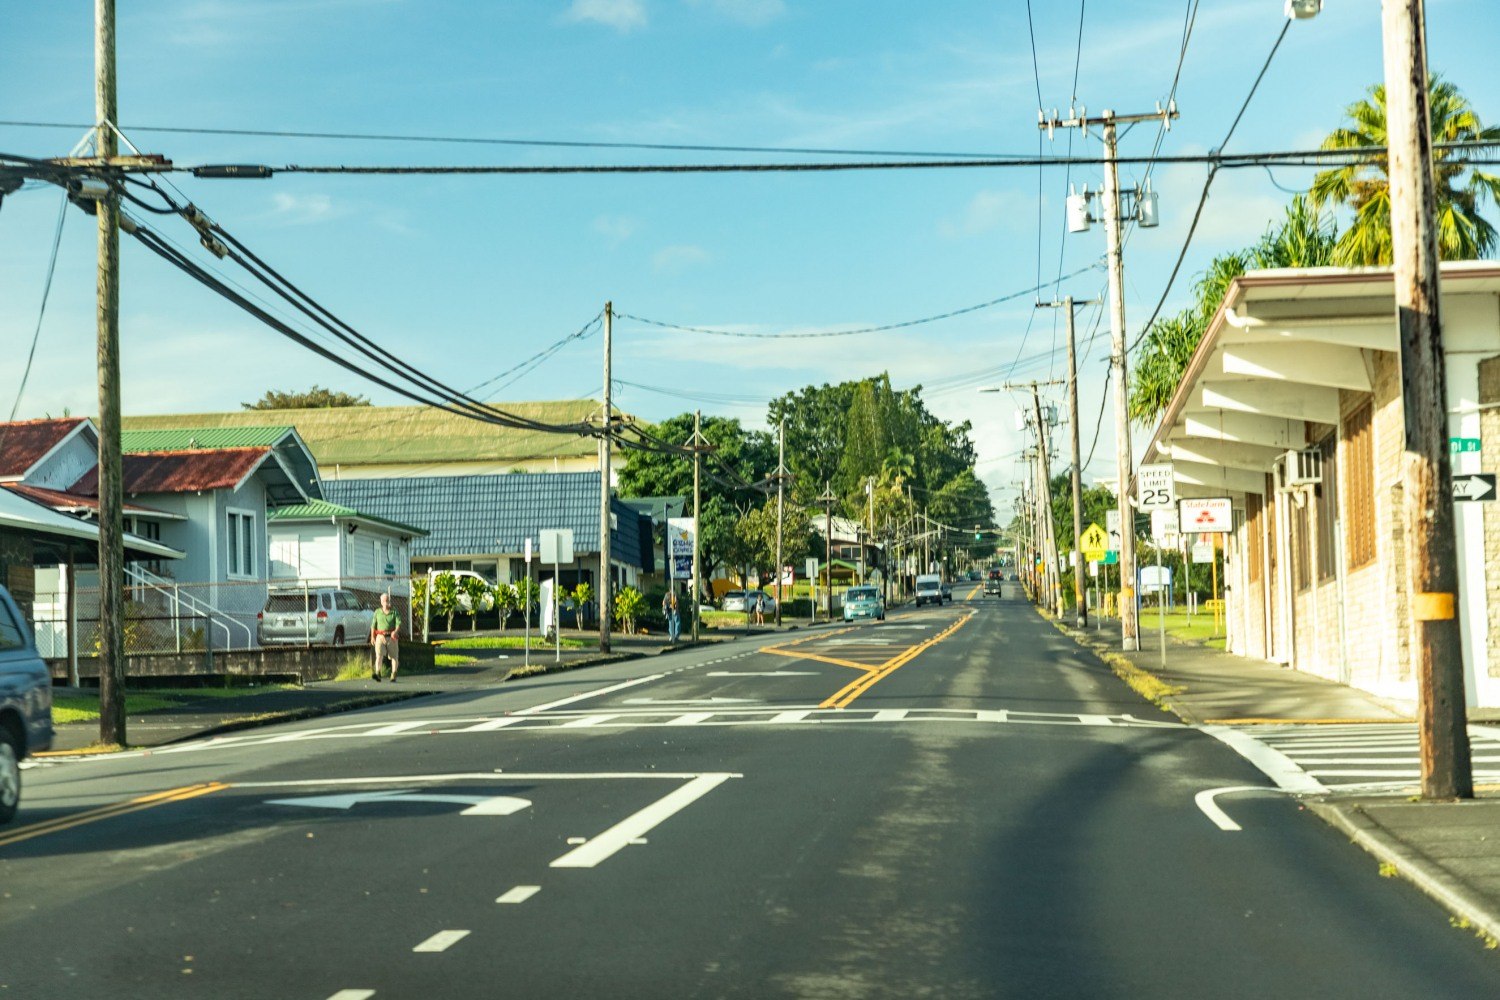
[[122, 426, 294, 453], [268, 498, 427, 536]]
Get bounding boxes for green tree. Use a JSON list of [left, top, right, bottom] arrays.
[[513, 577, 540, 628], [570, 581, 594, 632], [1310, 76, 1500, 265], [1129, 196, 1338, 425], [242, 385, 371, 409], [492, 582, 518, 629], [430, 572, 460, 632], [459, 575, 492, 631], [614, 586, 645, 633], [732, 498, 816, 580]]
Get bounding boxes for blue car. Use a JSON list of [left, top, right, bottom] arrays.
[[842, 586, 885, 622], [0, 585, 54, 824]]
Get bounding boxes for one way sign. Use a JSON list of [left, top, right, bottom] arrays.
[[1453, 473, 1497, 502]]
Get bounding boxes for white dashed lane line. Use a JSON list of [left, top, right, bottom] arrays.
[[326, 991, 375, 1000], [412, 930, 471, 953], [496, 885, 541, 905]]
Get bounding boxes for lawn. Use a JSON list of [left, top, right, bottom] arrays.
[[1139, 609, 1227, 650], [52, 684, 298, 724], [439, 635, 588, 650]]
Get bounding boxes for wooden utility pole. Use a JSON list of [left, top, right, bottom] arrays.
[[689, 410, 707, 643], [598, 301, 613, 653], [1029, 387, 1066, 619], [1041, 104, 1174, 649], [95, 0, 126, 746], [1383, 0, 1473, 799], [774, 419, 786, 627], [1040, 297, 1101, 627]]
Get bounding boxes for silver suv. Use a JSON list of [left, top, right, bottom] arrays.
[[257, 588, 375, 646], [0, 585, 54, 824]]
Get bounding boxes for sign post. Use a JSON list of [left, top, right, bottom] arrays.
[[806, 556, 819, 624], [540, 529, 574, 662], [1148, 509, 1178, 670], [523, 537, 533, 672]]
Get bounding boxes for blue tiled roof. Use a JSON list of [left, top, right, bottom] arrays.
[[323, 472, 648, 568]]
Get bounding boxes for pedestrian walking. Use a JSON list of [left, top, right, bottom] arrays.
[[371, 592, 402, 682], [753, 591, 765, 626], [662, 589, 681, 644]]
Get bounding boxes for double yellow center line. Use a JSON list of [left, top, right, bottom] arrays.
[[820, 612, 974, 710], [0, 781, 228, 849]]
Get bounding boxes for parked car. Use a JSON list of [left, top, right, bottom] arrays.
[[914, 574, 947, 607], [721, 590, 778, 615], [941, 581, 953, 602], [842, 586, 885, 622], [0, 584, 54, 825], [984, 569, 1003, 596], [257, 587, 376, 646]]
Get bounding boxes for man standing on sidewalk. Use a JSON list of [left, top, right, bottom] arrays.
[[371, 593, 401, 682], [662, 588, 681, 645]]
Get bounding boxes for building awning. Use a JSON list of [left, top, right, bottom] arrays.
[[1140, 260, 1500, 498], [0, 488, 184, 560]]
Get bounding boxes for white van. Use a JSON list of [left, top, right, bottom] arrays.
[[914, 574, 948, 607]]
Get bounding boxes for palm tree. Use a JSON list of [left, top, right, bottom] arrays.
[[1310, 76, 1500, 265]]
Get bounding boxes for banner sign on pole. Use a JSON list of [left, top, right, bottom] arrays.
[[667, 517, 696, 579], [1178, 497, 1233, 533]]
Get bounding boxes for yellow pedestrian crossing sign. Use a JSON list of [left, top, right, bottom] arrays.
[[1080, 523, 1109, 562]]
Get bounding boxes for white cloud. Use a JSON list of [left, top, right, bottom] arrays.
[[686, 0, 786, 27], [593, 214, 638, 247], [940, 189, 1031, 239], [651, 244, 711, 274], [265, 192, 341, 226], [565, 0, 647, 32]]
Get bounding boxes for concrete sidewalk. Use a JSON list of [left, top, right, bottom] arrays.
[[1056, 612, 1500, 950]]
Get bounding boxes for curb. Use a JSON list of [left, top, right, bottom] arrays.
[[1047, 617, 1193, 721], [1307, 800, 1500, 947]]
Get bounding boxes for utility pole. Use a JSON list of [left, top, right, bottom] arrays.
[[1041, 102, 1175, 650], [598, 301, 613, 653], [95, 0, 126, 747], [1383, 0, 1473, 799], [690, 410, 707, 643], [817, 483, 837, 620], [1003, 381, 1065, 617], [1039, 297, 1101, 628], [865, 477, 876, 587], [774, 419, 787, 627]]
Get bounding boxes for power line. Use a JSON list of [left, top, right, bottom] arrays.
[[616, 263, 1100, 341], [4, 192, 66, 424]]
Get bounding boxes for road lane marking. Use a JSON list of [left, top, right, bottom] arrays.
[[561, 715, 618, 728], [763, 648, 875, 671], [326, 991, 376, 1000], [705, 671, 819, 677], [497, 885, 541, 904], [666, 712, 715, 726], [1195, 786, 1299, 832], [517, 673, 669, 714], [235, 771, 730, 788], [413, 930, 470, 953], [445, 718, 527, 732], [362, 721, 428, 736], [872, 709, 908, 722], [1200, 725, 1328, 794], [770, 710, 814, 724], [821, 612, 975, 710], [265, 790, 532, 816], [0, 782, 229, 849], [550, 773, 736, 869]]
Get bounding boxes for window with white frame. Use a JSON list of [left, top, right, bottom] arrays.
[[227, 509, 257, 577]]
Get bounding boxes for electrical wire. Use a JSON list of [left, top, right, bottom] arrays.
[[4, 192, 66, 425]]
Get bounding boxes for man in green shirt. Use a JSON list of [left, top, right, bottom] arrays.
[[371, 592, 402, 682]]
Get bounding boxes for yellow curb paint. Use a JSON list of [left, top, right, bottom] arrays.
[[0, 782, 229, 849]]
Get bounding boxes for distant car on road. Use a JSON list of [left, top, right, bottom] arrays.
[[0, 584, 54, 825], [941, 580, 953, 602], [914, 574, 948, 607], [721, 590, 777, 615], [842, 586, 885, 622], [258, 587, 376, 646], [984, 569, 1003, 596]]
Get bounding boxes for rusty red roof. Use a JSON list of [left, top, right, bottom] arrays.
[[3, 482, 170, 517], [0, 418, 89, 478], [71, 447, 272, 496]]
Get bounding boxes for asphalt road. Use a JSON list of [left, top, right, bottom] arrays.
[[3, 586, 1497, 998]]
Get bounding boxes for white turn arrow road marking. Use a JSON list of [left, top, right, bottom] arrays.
[[266, 789, 532, 816]]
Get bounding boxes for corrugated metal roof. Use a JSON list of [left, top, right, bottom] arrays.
[[3, 483, 178, 519], [0, 488, 184, 560], [121, 401, 620, 469], [122, 426, 292, 452], [0, 418, 89, 478], [269, 498, 427, 536], [72, 448, 272, 496], [324, 472, 647, 567]]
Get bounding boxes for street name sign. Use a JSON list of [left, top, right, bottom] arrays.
[[1453, 473, 1497, 502], [1179, 498, 1232, 533], [1137, 463, 1175, 509], [1450, 437, 1481, 454], [1080, 523, 1109, 561], [1101, 550, 1119, 565]]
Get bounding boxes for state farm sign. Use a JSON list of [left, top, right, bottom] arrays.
[[1177, 498, 1232, 534]]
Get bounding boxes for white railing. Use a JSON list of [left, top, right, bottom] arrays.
[[125, 564, 252, 650]]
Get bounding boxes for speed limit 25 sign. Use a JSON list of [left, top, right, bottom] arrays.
[[1136, 463, 1176, 509]]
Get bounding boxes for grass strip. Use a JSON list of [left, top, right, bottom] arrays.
[[439, 635, 588, 650]]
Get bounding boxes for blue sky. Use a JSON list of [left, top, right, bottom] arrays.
[[3, 0, 1498, 508]]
